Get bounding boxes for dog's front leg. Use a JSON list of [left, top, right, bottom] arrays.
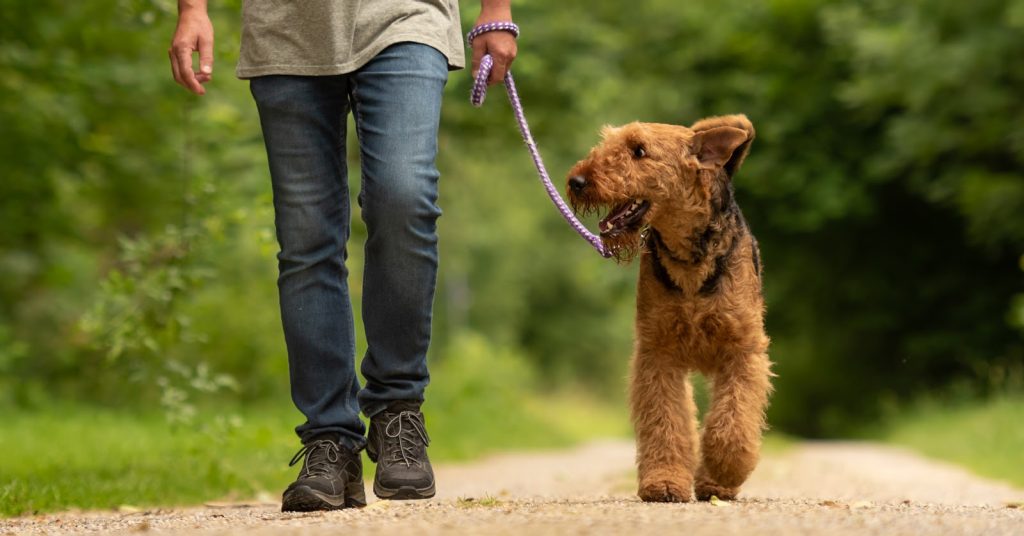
[[695, 351, 772, 501], [630, 348, 698, 503]]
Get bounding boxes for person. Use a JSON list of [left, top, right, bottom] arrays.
[[168, 0, 517, 511]]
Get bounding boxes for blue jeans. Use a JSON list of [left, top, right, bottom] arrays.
[[249, 43, 448, 450]]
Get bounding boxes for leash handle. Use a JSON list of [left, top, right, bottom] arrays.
[[467, 23, 612, 258], [468, 22, 519, 107]]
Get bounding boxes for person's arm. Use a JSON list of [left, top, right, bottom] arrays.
[[472, 0, 517, 85], [168, 0, 214, 95]]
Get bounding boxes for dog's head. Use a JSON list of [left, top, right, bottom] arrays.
[[567, 115, 755, 261]]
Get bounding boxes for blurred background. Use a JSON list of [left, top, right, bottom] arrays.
[[1, 0, 1022, 516]]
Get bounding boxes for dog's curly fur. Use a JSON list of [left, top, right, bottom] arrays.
[[568, 115, 773, 503]]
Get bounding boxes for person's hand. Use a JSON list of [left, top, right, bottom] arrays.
[[471, 18, 518, 86], [169, 8, 214, 95]]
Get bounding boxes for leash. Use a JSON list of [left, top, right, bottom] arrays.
[[468, 22, 612, 258]]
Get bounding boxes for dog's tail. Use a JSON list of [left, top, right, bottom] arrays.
[[691, 114, 755, 177]]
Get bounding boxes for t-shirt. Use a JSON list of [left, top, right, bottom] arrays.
[[236, 0, 465, 79]]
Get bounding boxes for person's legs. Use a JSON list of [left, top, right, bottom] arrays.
[[348, 42, 447, 500], [250, 75, 366, 451], [349, 43, 448, 417]]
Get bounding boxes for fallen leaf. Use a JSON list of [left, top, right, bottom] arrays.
[[709, 495, 730, 507], [820, 500, 842, 508], [364, 500, 391, 510], [850, 500, 873, 509]]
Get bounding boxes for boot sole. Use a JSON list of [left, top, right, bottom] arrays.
[[282, 482, 367, 512], [373, 480, 436, 500]]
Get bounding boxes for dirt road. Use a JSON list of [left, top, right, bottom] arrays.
[[4, 440, 1023, 535]]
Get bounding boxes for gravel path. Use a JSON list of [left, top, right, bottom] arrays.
[[4, 440, 1023, 535]]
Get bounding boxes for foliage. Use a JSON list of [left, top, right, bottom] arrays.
[[0, 0, 262, 407], [0, 0, 1022, 439]]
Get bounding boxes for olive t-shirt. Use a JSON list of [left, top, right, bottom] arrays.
[[236, 0, 465, 79]]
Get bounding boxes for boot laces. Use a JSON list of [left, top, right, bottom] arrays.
[[384, 411, 430, 467], [289, 439, 341, 478]]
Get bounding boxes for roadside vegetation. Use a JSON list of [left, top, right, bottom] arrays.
[[880, 395, 1024, 488]]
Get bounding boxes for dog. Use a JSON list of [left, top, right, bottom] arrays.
[[567, 115, 773, 502]]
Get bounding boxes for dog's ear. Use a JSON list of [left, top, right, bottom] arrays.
[[691, 115, 755, 178]]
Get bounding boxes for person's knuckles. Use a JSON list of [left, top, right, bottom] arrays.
[[491, 42, 516, 59], [492, 51, 514, 65]]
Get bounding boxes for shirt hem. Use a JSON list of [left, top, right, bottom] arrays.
[[235, 33, 466, 79]]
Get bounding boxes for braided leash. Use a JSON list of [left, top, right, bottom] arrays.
[[468, 22, 611, 258]]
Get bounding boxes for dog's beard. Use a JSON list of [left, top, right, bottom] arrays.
[[571, 196, 650, 263], [569, 196, 652, 263], [601, 227, 647, 263], [569, 197, 598, 218]]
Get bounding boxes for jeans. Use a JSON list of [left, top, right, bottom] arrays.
[[249, 43, 448, 450]]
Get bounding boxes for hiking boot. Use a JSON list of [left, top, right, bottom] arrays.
[[366, 401, 435, 499], [281, 436, 367, 511]]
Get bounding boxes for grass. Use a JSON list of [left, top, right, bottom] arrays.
[[0, 404, 302, 517], [0, 394, 630, 518], [881, 395, 1024, 488]]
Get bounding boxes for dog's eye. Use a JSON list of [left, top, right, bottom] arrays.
[[633, 145, 646, 159]]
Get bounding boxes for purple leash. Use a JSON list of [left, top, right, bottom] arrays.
[[468, 22, 611, 258]]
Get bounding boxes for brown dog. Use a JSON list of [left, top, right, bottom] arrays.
[[567, 115, 772, 502]]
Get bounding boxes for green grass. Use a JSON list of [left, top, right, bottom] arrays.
[[0, 404, 297, 517], [881, 395, 1024, 488], [0, 394, 629, 518]]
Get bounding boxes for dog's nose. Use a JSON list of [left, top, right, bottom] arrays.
[[568, 175, 587, 194]]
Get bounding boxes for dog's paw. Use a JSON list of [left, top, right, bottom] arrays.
[[638, 479, 694, 503], [694, 477, 739, 502]]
